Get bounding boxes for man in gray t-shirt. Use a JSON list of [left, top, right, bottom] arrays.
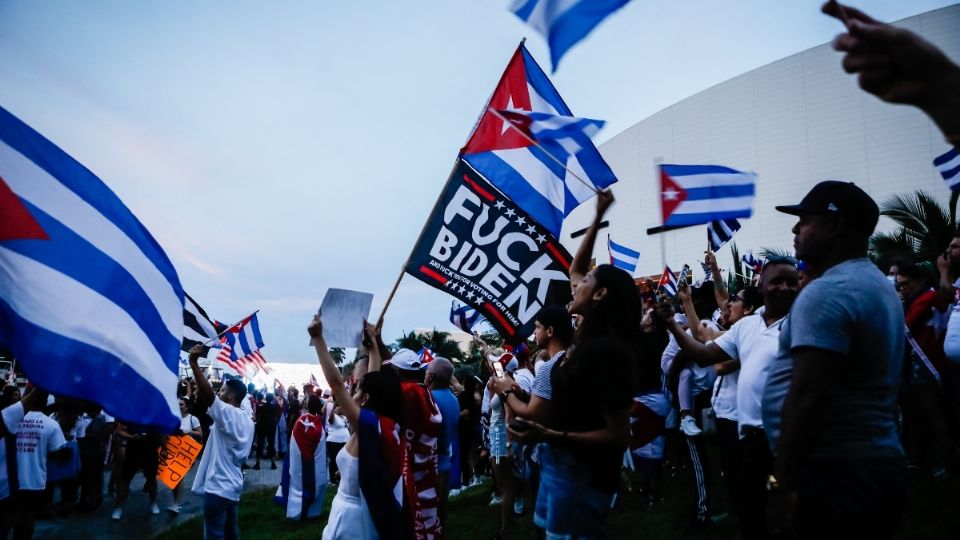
[[764, 181, 906, 539]]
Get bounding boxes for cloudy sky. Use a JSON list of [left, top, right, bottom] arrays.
[[1, 1, 953, 369]]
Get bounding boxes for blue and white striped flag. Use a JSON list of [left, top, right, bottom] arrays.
[[657, 266, 678, 297], [498, 109, 605, 156], [0, 105, 183, 430], [660, 164, 756, 227], [607, 234, 639, 273], [935, 148, 960, 191], [450, 301, 482, 332], [707, 218, 741, 252], [510, 0, 632, 71]]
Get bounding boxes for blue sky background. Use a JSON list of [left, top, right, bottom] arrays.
[[0, 1, 954, 368]]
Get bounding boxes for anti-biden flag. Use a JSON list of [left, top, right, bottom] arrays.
[[0, 105, 183, 430]]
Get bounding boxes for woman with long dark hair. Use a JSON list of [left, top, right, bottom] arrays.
[[310, 317, 404, 540], [509, 191, 638, 539]]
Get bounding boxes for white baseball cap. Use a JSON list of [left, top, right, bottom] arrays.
[[386, 348, 423, 371]]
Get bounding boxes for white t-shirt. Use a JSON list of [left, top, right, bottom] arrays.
[[325, 404, 349, 444], [179, 414, 201, 435], [714, 314, 785, 437], [15, 411, 67, 491], [0, 402, 26, 500], [711, 371, 739, 422], [513, 368, 535, 394], [240, 394, 255, 421], [191, 398, 255, 501]]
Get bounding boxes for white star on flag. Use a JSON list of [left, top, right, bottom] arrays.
[[526, 225, 536, 234], [505, 208, 516, 217], [535, 234, 546, 244], [466, 291, 476, 300], [516, 216, 527, 226], [300, 418, 317, 431], [662, 189, 680, 201], [500, 96, 528, 135], [494, 200, 505, 210], [458, 285, 466, 294]]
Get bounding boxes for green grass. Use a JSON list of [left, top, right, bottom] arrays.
[[155, 464, 959, 540]]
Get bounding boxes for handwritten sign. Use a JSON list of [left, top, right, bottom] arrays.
[[157, 435, 203, 490]]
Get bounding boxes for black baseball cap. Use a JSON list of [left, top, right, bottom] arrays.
[[775, 180, 879, 234]]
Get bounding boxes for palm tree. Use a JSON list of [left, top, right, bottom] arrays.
[[329, 347, 346, 366], [869, 190, 956, 270], [727, 242, 748, 293], [391, 329, 466, 362]]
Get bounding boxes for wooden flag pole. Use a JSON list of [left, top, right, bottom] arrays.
[[376, 160, 461, 325], [486, 108, 600, 195]]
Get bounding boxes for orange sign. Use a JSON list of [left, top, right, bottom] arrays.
[[158, 435, 203, 490]]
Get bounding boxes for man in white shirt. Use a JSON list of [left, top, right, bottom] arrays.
[[664, 259, 799, 540], [14, 389, 70, 539], [188, 345, 255, 540], [0, 387, 46, 539]]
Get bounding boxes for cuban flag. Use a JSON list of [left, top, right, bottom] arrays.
[[181, 292, 224, 352], [449, 301, 482, 332], [418, 347, 436, 365], [0, 105, 182, 430], [461, 44, 617, 238], [657, 266, 678, 297], [935, 148, 960, 190], [358, 409, 405, 540], [629, 390, 669, 462], [215, 313, 268, 375], [607, 234, 639, 273], [510, 0, 632, 71], [496, 109, 605, 157], [707, 218, 741, 252], [742, 252, 763, 275], [659, 164, 756, 228], [275, 412, 328, 519]]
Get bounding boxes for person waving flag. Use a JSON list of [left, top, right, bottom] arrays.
[[0, 105, 182, 430]]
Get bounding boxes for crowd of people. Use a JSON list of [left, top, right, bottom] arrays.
[[0, 3, 959, 540]]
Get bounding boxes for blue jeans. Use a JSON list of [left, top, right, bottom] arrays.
[[534, 445, 613, 539], [203, 493, 240, 540]]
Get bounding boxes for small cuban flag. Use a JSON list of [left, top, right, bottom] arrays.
[[659, 164, 756, 228], [449, 301, 482, 332], [657, 266, 678, 297], [935, 147, 960, 191], [417, 347, 435, 365], [607, 234, 639, 273]]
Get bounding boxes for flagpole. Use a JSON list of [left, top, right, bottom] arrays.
[[377, 161, 461, 324], [486, 108, 600, 195], [653, 157, 666, 269]]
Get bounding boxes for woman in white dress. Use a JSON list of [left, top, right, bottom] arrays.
[[309, 316, 404, 540]]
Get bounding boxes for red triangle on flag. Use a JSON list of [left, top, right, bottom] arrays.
[[461, 47, 536, 155], [0, 176, 48, 241], [659, 169, 688, 224]]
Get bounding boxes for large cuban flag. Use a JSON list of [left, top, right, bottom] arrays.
[[510, 0, 633, 72], [659, 164, 756, 228], [461, 44, 617, 238], [275, 412, 328, 519], [0, 105, 183, 430]]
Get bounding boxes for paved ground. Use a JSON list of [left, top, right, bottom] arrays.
[[34, 456, 282, 540]]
